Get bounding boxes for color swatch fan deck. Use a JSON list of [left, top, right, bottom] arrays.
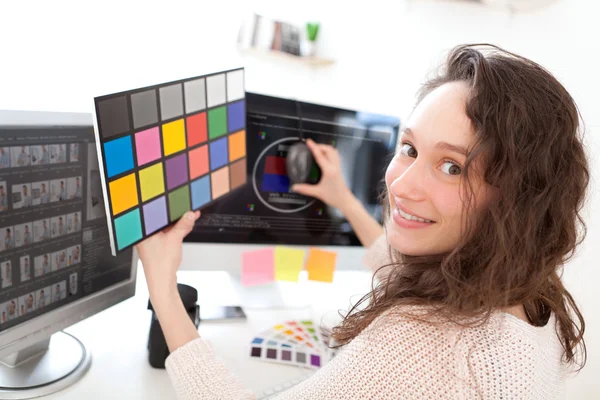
[[93, 68, 247, 254], [249, 320, 338, 370]]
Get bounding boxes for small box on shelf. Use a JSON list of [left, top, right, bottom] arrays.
[[237, 13, 334, 67]]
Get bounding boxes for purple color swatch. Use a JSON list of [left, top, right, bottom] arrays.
[[165, 153, 188, 190], [266, 349, 277, 359], [281, 350, 292, 361], [142, 196, 168, 235], [310, 354, 321, 367]]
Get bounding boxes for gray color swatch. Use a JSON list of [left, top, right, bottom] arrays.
[[159, 84, 184, 121], [184, 78, 206, 114], [296, 352, 306, 363], [206, 74, 226, 108], [97, 96, 130, 139], [227, 69, 244, 102], [131, 89, 158, 129]]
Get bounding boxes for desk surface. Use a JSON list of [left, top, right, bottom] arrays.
[[49, 265, 372, 399]]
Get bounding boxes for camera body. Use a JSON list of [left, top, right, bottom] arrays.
[[147, 283, 200, 369]]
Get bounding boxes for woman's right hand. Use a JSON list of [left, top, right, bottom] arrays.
[[291, 139, 353, 210]]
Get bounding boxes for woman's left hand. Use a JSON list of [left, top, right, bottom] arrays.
[[136, 210, 200, 299]]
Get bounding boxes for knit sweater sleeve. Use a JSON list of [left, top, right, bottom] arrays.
[[165, 338, 256, 400]]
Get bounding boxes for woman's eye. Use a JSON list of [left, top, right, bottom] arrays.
[[441, 161, 461, 176], [399, 143, 417, 158]]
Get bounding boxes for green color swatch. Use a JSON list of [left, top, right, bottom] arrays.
[[208, 106, 227, 139], [168, 185, 191, 222]]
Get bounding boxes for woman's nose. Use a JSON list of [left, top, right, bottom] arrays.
[[389, 159, 429, 201]]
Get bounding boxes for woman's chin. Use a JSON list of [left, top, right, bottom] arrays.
[[386, 232, 438, 256]]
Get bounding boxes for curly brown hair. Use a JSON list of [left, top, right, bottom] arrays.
[[331, 44, 589, 370]]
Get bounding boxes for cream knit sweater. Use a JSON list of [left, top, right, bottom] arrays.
[[165, 236, 567, 399]]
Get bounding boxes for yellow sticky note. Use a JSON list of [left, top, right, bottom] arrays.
[[274, 247, 305, 282], [306, 248, 337, 283]]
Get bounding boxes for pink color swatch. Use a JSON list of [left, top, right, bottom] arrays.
[[135, 127, 161, 166], [241, 248, 275, 286]]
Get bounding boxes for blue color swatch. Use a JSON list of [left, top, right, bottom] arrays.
[[104, 136, 134, 178], [209, 137, 228, 171], [261, 174, 290, 193], [227, 100, 245, 133], [114, 208, 143, 250], [190, 176, 211, 209]]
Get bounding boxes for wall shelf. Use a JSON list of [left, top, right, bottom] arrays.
[[239, 47, 335, 67]]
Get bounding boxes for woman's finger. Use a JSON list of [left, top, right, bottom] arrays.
[[306, 139, 330, 168]]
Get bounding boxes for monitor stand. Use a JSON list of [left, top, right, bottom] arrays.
[[0, 331, 91, 399]]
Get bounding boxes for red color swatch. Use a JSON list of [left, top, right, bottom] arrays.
[[264, 156, 286, 175], [186, 112, 207, 147]]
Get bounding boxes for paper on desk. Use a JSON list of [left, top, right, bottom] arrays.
[[241, 248, 275, 286], [305, 248, 337, 283], [274, 246, 305, 282]]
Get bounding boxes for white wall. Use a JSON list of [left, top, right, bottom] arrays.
[[0, 0, 598, 396]]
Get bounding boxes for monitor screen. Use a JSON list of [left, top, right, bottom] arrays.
[[185, 92, 400, 247], [0, 126, 133, 332]]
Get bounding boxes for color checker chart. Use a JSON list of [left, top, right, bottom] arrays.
[[93, 68, 247, 254]]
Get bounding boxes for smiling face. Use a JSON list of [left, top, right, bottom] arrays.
[[385, 82, 493, 256]]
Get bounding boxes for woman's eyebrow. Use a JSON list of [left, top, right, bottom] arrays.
[[402, 128, 468, 156]]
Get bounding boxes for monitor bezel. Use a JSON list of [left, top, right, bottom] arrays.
[[0, 109, 139, 359]]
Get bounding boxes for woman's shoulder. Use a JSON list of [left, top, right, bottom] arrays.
[[363, 304, 559, 351]]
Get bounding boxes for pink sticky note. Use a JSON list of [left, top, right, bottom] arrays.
[[241, 248, 275, 286]]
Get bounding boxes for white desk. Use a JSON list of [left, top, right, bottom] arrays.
[[45, 265, 372, 399]]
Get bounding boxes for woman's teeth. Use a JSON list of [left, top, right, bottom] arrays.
[[397, 208, 433, 223]]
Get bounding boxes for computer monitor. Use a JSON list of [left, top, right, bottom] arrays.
[[180, 92, 399, 304], [0, 110, 137, 399]]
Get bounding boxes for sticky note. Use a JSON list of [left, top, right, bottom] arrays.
[[241, 248, 274, 286], [305, 248, 337, 283], [274, 247, 305, 282]]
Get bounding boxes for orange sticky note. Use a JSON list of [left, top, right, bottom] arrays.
[[241, 248, 274, 286], [306, 248, 337, 283], [274, 247, 305, 282]]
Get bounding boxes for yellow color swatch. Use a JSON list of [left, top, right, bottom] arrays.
[[228, 130, 246, 162], [305, 248, 337, 283], [162, 119, 186, 156], [138, 163, 165, 202], [109, 173, 139, 215], [274, 246, 305, 282]]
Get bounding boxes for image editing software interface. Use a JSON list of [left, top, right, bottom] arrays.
[[0, 126, 133, 331], [186, 92, 400, 247]]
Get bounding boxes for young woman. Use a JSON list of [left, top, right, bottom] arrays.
[[137, 44, 589, 399]]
